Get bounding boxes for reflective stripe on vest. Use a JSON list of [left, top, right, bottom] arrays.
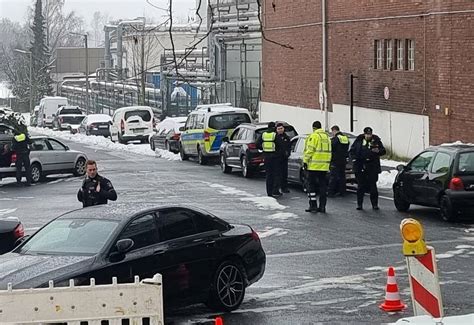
[[337, 134, 349, 144], [14, 133, 26, 142], [262, 132, 276, 152]]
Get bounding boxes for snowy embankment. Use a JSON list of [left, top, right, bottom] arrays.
[[30, 127, 181, 161]]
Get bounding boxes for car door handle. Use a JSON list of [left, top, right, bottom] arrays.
[[153, 249, 165, 256], [204, 240, 216, 246]]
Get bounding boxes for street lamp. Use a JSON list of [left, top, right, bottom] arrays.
[[70, 32, 89, 115], [14, 49, 33, 113]]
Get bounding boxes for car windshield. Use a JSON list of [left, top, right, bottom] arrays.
[[458, 151, 474, 174], [17, 219, 119, 256], [208, 113, 251, 130], [125, 110, 151, 122]]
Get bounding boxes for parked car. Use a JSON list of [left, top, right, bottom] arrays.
[[287, 132, 357, 189], [52, 105, 85, 131], [393, 144, 474, 221], [149, 116, 187, 153], [180, 104, 252, 164], [0, 203, 266, 311], [110, 106, 156, 144], [0, 136, 88, 183], [219, 122, 298, 178], [0, 218, 24, 255], [77, 114, 112, 137]]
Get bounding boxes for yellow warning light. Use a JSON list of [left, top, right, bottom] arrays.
[[400, 218, 428, 256]]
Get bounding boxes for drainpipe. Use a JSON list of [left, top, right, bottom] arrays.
[[322, 0, 329, 131]]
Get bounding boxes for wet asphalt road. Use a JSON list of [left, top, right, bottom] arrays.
[[1, 138, 473, 325]]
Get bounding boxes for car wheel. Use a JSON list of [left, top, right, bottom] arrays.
[[208, 259, 246, 312], [393, 188, 410, 212], [140, 138, 147, 144], [440, 195, 456, 222], [241, 156, 252, 178], [150, 140, 155, 151], [197, 146, 207, 165], [180, 144, 189, 161], [86, 130, 90, 136], [73, 158, 86, 176], [118, 132, 126, 144], [220, 153, 232, 174], [30, 163, 42, 184], [165, 141, 170, 151]]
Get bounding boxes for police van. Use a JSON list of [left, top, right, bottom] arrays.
[[179, 103, 252, 164]]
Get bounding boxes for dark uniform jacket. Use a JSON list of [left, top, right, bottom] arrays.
[[77, 174, 117, 208], [349, 134, 386, 174], [331, 132, 349, 167], [275, 133, 291, 158], [11, 133, 31, 154]]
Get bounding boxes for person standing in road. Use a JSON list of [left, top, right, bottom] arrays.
[[303, 121, 332, 213], [349, 127, 386, 210], [275, 122, 291, 193], [77, 160, 117, 207], [11, 128, 32, 186], [328, 125, 350, 197], [257, 122, 281, 197]]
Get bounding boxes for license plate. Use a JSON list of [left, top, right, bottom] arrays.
[[132, 129, 143, 134], [99, 125, 108, 129]]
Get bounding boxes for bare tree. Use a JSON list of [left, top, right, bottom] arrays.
[[89, 11, 111, 47]]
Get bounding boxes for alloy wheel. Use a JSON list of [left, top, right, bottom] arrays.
[[31, 164, 41, 183], [216, 264, 244, 309]]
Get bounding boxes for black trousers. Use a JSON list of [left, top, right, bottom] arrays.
[[307, 170, 328, 208], [356, 171, 379, 207], [16, 152, 32, 184], [279, 157, 289, 190], [264, 156, 280, 196], [328, 164, 346, 195]]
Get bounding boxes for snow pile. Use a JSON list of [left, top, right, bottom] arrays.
[[377, 170, 398, 189], [441, 141, 474, 146], [380, 159, 405, 168], [30, 127, 181, 161], [240, 197, 287, 210], [265, 212, 299, 222]]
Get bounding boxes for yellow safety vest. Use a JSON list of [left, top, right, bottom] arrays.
[[14, 133, 26, 142], [337, 134, 349, 145], [303, 128, 332, 171], [262, 131, 276, 152]]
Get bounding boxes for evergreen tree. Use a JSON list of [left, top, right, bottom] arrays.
[[29, 0, 53, 103]]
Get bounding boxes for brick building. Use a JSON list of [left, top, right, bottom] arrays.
[[259, 0, 474, 158]]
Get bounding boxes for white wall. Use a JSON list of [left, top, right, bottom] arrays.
[[260, 101, 429, 159]]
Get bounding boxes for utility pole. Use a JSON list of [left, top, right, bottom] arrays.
[[140, 20, 146, 106], [70, 32, 90, 114]]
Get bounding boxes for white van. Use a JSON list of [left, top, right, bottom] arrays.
[[110, 106, 155, 144], [38, 97, 68, 128]]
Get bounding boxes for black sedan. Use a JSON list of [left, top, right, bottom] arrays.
[[150, 117, 187, 153], [393, 144, 474, 221], [0, 218, 24, 255], [220, 122, 298, 178], [0, 203, 266, 311]]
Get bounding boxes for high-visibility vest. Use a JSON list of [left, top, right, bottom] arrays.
[[303, 128, 332, 171], [337, 134, 349, 145], [14, 133, 26, 142], [262, 131, 276, 152]]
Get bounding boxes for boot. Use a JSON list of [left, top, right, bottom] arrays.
[[305, 200, 318, 213]]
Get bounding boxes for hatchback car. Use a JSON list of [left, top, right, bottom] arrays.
[[150, 116, 187, 153], [393, 144, 474, 221], [0, 136, 87, 183], [77, 114, 112, 137], [0, 203, 266, 311], [0, 218, 24, 255], [219, 122, 298, 178]]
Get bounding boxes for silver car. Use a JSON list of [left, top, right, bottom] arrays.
[[0, 136, 87, 183]]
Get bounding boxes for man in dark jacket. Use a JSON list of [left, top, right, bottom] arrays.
[[275, 122, 291, 193], [11, 128, 32, 186], [256, 122, 281, 197], [349, 127, 386, 210], [328, 125, 350, 197], [77, 160, 117, 207]]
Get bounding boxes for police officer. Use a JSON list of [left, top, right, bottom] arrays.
[[257, 122, 281, 197], [11, 128, 32, 186], [303, 121, 332, 213], [77, 160, 117, 207], [328, 125, 350, 197], [275, 122, 291, 193], [349, 127, 386, 210]]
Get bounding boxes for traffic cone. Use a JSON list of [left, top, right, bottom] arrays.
[[379, 266, 407, 312], [215, 316, 223, 325]]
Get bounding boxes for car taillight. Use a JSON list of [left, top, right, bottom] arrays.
[[153, 118, 157, 128], [14, 223, 24, 239], [449, 177, 464, 191], [59, 117, 63, 123], [171, 133, 181, 141], [247, 143, 257, 149], [204, 131, 211, 142], [251, 229, 260, 242], [11, 152, 17, 163], [120, 120, 125, 131], [89, 123, 96, 129]]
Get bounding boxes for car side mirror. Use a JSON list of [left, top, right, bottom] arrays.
[[14, 235, 29, 248], [222, 136, 229, 143], [179, 126, 185, 132], [64, 146, 70, 151], [396, 164, 406, 172], [116, 238, 134, 254]]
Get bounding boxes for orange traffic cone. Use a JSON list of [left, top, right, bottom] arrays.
[[215, 316, 223, 325], [379, 266, 407, 312]]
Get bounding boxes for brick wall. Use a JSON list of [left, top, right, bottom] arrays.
[[262, 0, 474, 144]]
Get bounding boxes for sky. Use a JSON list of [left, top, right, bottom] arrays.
[[0, 0, 196, 24]]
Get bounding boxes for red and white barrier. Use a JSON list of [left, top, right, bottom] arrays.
[[406, 246, 443, 317]]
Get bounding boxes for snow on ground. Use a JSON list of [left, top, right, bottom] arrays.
[[240, 197, 287, 210], [377, 170, 398, 189], [392, 314, 474, 325], [0, 208, 17, 216], [257, 227, 288, 238], [380, 159, 405, 168], [441, 141, 474, 146], [30, 127, 181, 161], [265, 212, 299, 222]]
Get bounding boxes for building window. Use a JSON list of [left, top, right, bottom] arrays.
[[396, 39, 404, 70], [407, 39, 415, 71], [385, 39, 393, 70], [375, 40, 383, 69]]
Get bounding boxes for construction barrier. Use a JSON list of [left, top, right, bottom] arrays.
[[0, 274, 164, 324], [406, 246, 443, 318]]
